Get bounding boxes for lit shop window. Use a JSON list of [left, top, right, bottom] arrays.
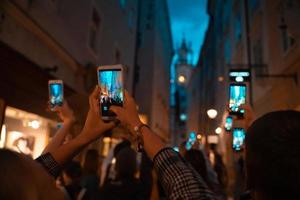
[[101, 137, 119, 157], [2, 107, 56, 159]]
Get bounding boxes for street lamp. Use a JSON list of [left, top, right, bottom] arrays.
[[178, 75, 186, 83], [207, 109, 218, 119], [215, 127, 222, 135]]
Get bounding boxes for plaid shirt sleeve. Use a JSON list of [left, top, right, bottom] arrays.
[[153, 148, 217, 200], [35, 153, 61, 178]]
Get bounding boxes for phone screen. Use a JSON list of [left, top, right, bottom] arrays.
[[232, 128, 246, 151], [224, 116, 233, 131], [98, 69, 123, 118], [229, 84, 246, 114], [49, 82, 63, 108]]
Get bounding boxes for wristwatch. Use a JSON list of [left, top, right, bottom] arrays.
[[133, 123, 150, 152]]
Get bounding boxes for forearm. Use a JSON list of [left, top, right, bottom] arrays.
[[49, 131, 89, 166], [36, 134, 89, 178], [42, 122, 73, 154], [140, 126, 166, 160]]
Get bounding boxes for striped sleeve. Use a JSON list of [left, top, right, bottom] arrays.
[[153, 148, 217, 200]]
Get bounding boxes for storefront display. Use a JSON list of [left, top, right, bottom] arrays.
[[0, 106, 57, 159]]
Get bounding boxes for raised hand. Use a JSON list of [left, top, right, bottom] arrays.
[[80, 86, 116, 144], [52, 101, 76, 125], [110, 90, 142, 129]]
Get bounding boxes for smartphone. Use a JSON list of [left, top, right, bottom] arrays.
[[224, 116, 233, 132], [97, 65, 124, 121], [229, 83, 246, 116], [232, 128, 246, 151], [48, 80, 64, 110]]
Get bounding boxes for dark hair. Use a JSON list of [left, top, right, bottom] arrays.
[[83, 149, 99, 175], [64, 161, 82, 179], [113, 140, 131, 157], [115, 147, 137, 180], [0, 149, 64, 200], [246, 111, 300, 199], [184, 149, 209, 186]]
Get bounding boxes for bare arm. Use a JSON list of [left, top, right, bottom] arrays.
[[42, 102, 75, 154], [37, 86, 115, 175], [110, 91, 217, 199]]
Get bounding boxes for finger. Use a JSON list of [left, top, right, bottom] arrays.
[[89, 85, 99, 105], [52, 106, 61, 112], [124, 90, 139, 111], [124, 90, 135, 102], [110, 106, 123, 116], [46, 105, 52, 112], [124, 90, 134, 106], [103, 121, 116, 130], [62, 100, 70, 109], [92, 96, 100, 115]]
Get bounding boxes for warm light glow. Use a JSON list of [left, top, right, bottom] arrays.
[[0, 125, 7, 148], [207, 109, 218, 119], [218, 76, 224, 82], [103, 137, 111, 143], [197, 134, 202, 140], [139, 114, 148, 125], [178, 75, 186, 83], [29, 120, 41, 129], [215, 127, 222, 134]]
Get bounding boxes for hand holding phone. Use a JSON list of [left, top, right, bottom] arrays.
[[97, 65, 124, 121], [232, 128, 246, 151], [224, 116, 233, 132], [48, 80, 64, 111], [229, 83, 246, 116]]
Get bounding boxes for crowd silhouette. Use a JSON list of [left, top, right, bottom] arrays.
[[0, 86, 300, 200]]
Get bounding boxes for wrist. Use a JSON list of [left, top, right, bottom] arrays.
[[129, 119, 142, 129]]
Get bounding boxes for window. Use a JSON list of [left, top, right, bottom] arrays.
[[234, 12, 242, 43], [224, 37, 231, 63], [89, 9, 100, 53]]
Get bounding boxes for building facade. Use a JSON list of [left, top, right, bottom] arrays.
[[0, 0, 139, 157], [134, 0, 173, 142], [191, 0, 300, 197]]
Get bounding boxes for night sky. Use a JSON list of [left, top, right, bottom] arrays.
[[167, 0, 209, 65]]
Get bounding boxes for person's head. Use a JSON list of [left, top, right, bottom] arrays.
[[83, 149, 100, 175], [113, 139, 131, 158], [62, 160, 82, 186], [246, 111, 300, 199], [0, 149, 64, 200], [184, 149, 209, 185], [115, 147, 137, 180]]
